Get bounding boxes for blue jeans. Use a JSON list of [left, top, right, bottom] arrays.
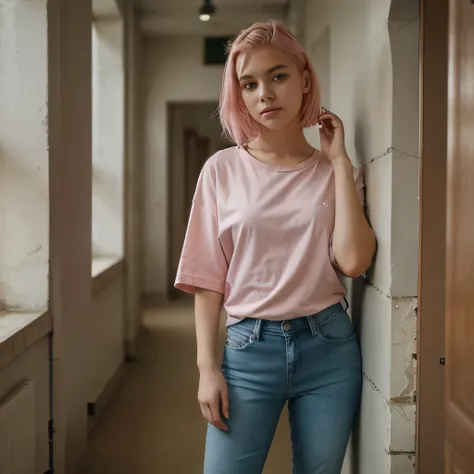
[[204, 303, 362, 474]]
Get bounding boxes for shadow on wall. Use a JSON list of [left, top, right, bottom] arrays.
[[349, 276, 367, 474]]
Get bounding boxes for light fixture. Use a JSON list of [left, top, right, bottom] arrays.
[[199, 0, 216, 22]]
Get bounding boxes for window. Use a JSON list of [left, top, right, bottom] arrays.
[[91, 20, 125, 266]]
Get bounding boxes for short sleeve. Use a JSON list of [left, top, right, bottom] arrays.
[[174, 161, 228, 295], [329, 167, 365, 266]]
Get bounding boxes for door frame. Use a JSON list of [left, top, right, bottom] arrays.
[[417, 0, 449, 472]]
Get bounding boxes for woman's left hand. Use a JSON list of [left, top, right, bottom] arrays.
[[318, 108, 349, 162]]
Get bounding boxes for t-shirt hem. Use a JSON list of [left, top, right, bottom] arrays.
[[174, 274, 224, 295], [225, 296, 347, 326]]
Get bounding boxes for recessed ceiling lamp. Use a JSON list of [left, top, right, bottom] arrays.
[[199, 0, 216, 21]]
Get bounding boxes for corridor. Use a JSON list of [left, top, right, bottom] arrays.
[[79, 303, 293, 474], [2, 0, 457, 472]]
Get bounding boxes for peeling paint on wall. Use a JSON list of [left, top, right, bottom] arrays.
[[393, 298, 417, 399]]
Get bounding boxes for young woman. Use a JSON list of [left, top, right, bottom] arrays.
[[175, 20, 376, 474]]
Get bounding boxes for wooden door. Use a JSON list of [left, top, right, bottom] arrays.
[[445, 0, 474, 471], [417, 0, 448, 469]]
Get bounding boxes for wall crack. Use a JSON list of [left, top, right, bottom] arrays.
[[363, 373, 416, 422], [386, 449, 416, 456], [359, 277, 417, 301], [362, 147, 419, 170]]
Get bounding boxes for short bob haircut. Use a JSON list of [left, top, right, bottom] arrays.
[[219, 20, 321, 145]]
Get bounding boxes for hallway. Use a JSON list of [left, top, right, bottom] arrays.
[[0, 1, 440, 472], [79, 303, 293, 474]]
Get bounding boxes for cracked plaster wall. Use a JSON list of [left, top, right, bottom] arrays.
[[304, 0, 419, 472]]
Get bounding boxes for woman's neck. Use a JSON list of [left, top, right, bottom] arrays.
[[246, 119, 315, 165]]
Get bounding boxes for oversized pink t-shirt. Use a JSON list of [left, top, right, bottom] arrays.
[[175, 145, 364, 326]]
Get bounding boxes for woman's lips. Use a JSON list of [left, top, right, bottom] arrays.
[[261, 107, 282, 117]]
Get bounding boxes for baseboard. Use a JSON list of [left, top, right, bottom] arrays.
[[87, 363, 124, 433], [124, 333, 142, 362]]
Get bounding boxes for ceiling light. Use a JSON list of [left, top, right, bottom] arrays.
[[199, 0, 216, 22]]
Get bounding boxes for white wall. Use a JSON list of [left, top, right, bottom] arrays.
[[304, 0, 419, 472], [0, 3, 51, 471], [88, 274, 125, 405], [143, 37, 225, 296], [0, 0, 49, 312]]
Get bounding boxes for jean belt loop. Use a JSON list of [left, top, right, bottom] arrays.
[[306, 315, 318, 336], [252, 319, 262, 340]]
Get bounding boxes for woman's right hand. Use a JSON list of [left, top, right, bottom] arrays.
[[198, 366, 229, 431]]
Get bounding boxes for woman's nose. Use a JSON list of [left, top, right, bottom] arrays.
[[258, 84, 274, 102]]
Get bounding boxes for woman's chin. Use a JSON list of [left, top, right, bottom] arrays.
[[256, 118, 293, 132], [255, 112, 301, 133]]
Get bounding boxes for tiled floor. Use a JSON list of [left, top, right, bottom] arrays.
[[79, 302, 292, 474]]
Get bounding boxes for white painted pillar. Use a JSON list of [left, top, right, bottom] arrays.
[[123, 0, 144, 358], [48, 0, 93, 472]]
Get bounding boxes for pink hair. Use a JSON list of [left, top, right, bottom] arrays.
[[219, 20, 321, 145]]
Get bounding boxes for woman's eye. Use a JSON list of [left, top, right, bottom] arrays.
[[273, 74, 286, 81], [244, 82, 257, 90]]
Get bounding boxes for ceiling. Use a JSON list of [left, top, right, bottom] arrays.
[[133, 0, 289, 36]]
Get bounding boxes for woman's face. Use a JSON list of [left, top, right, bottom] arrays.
[[236, 44, 311, 133]]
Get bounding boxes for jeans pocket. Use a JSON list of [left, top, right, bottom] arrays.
[[225, 320, 255, 350], [316, 309, 356, 343]]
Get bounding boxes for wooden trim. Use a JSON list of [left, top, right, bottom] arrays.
[[417, 0, 449, 472]]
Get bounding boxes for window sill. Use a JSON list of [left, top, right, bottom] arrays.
[[0, 257, 124, 371], [0, 310, 52, 371], [92, 256, 124, 296]]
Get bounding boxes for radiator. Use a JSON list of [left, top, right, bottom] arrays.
[[0, 381, 36, 474]]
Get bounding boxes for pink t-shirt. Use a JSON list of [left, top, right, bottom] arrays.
[[175, 145, 364, 326]]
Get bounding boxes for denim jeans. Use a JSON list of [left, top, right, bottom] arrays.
[[204, 303, 362, 474]]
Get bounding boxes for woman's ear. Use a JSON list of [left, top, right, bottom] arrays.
[[302, 69, 311, 94]]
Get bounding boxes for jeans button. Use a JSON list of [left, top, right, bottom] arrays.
[[283, 322, 291, 332]]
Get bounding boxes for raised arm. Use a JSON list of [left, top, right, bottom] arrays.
[[331, 157, 376, 277], [318, 109, 376, 277]]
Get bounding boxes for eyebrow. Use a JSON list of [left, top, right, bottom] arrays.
[[238, 64, 289, 82]]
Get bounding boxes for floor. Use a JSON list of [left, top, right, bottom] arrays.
[[79, 301, 293, 474]]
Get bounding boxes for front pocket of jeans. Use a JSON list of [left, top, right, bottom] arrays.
[[316, 311, 356, 343], [224, 326, 254, 350]]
